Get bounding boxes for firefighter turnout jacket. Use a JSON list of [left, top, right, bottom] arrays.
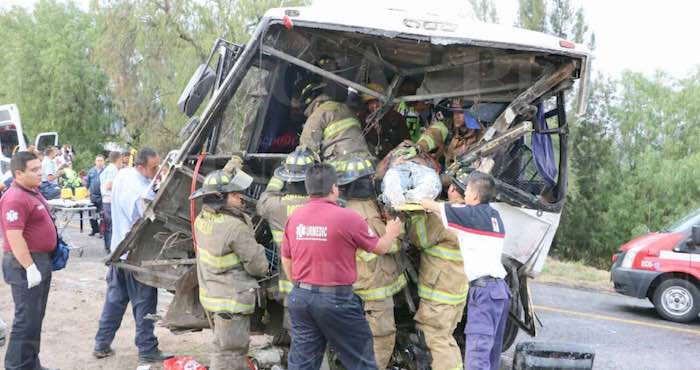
[[408, 210, 469, 370], [256, 177, 308, 296], [194, 205, 269, 315], [346, 198, 406, 368], [416, 119, 484, 168], [299, 94, 373, 165]]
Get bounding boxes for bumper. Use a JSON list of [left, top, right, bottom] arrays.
[[611, 266, 660, 299]]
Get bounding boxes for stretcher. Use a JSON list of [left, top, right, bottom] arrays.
[[48, 199, 98, 257]]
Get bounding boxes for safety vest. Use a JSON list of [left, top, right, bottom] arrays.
[[396, 101, 422, 142]]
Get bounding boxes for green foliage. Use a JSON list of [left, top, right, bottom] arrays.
[[0, 0, 117, 171], [469, 0, 499, 23], [91, 0, 309, 153], [517, 0, 547, 32], [517, 0, 594, 49], [556, 70, 700, 268]]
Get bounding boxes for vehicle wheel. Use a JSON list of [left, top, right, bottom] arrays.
[[652, 278, 700, 323]]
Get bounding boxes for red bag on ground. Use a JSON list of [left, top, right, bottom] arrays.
[[163, 356, 206, 370]]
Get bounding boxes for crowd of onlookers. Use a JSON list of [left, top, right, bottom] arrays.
[[0, 144, 136, 248]]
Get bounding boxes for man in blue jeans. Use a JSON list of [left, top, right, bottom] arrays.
[[422, 171, 510, 370], [281, 163, 402, 370], [93, 148, 173, 364]]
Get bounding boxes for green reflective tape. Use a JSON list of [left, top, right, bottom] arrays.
[[417, 284, 468, 305], [433, 121, 449, 141], [272, 229, 283, 245], [423, 245, 463, 261], [356, 249, 379, 262], [323, 117, 361, 140], [418, 134, 436, 151], [355, 274, 408, 301], [279, 279, 293, 294], [266, 177, 284, 191], [198, 248, 240, 270], [411, 215, 429, 248], [200, 290, 255, 314]]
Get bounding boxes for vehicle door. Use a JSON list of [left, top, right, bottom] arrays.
[[35, 132, 59, 151]]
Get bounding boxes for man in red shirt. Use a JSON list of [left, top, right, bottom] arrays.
[[1, 151, 59, 370], [281, 163, 401, 370]]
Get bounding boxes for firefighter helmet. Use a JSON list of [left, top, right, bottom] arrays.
[[360, 82, 385, 102], [336, 157, 376, 186], [299, 82, 327, 107], [189, 169, 253, 200], [274, 147, 317, 183]]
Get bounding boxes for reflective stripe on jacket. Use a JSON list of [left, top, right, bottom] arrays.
[[299, 95, 373, 162], [256, 185, 308, 295], [347, 199, 407, 302], [195, 206, 268, 315], [409, 211, 468, 305]]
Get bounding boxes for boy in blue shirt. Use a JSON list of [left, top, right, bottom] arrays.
[[422, 171, 510, 370]]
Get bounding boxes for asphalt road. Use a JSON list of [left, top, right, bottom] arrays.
[[502, 282, 700, 370]]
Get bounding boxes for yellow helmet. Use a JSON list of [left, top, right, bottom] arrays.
[[361, 83, 385, 102], [189, 169, 253, 200]]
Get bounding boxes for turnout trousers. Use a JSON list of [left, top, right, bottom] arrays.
[[210, 313, 250, 370], [415, 299, 466, 370]]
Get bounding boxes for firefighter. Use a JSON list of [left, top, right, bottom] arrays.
[[414, 98, 484, 168], [190, 166, 269, 370], [406, 177, 469, 370], [336, 156, 406, 369], [256, 147, 314, 340], [297, 57, 374, 168], [359, 83, 411, 159]]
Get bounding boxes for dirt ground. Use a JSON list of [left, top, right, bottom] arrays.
[[0, 222, 213, 370]]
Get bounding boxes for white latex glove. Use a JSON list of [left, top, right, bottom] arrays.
[[26, 263, 42, 289]]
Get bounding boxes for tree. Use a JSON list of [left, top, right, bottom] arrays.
[[469, 0, 499, 23], [547, 0, 573, 38], [92, 0, 309, 152], [0, 0, 117, 170], [516, 0, 547, 32]]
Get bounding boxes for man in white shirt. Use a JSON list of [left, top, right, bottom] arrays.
[[421, 171, 509, 370], [40, 147, 59, 182], [99, 151, 122, 254], [93, 148, 172, 364]]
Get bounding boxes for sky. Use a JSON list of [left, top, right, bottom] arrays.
[[3, 0, 699, 78]]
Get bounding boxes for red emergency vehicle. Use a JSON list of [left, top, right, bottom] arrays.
[[611, 208, 700, 323]]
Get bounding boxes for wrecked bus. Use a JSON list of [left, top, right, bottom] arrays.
[[109, 5, 591, 368]]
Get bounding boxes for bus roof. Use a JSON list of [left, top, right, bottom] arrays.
[[264, 5, 591, 58]]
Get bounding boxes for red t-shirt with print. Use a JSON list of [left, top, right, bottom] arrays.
[[282, 198, 379, 286]]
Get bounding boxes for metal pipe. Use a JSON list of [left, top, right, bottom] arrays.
[[261, 45, 387, 102], [141, 259, 196, 267], [392, 82, 526, 103], [113, 262, 181, 281]]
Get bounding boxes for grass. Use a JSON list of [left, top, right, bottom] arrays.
[[536, 257, 613, 292]]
